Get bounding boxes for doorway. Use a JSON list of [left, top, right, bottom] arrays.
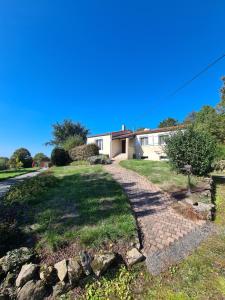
[[122, 140, 126, 153]]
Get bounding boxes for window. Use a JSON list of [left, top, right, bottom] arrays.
[[140, 137, 148, 146], [96, 139, 103, 150], [159, 135, 169, 145]]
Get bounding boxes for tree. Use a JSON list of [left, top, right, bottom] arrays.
[[0, 157, 9, 170], [62, 135, 84, 151], [183, 111, 197, 124], [216, 76, 225, 114], [10, 148, 33, 168], [165, 127, 216, 176], [51, 148, 69, 166], [33, 153, 50, 166], [158, 117, 178, 128], [46, 120, 89, 146], [9, 156, 23, 169]]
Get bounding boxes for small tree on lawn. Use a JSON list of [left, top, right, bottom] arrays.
[[10, 148, 33, 168], [165, 127, 216, 176]]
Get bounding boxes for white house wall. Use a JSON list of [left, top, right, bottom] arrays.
[[87, 134, 111, 157]]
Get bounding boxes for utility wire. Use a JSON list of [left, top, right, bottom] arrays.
[[132, 52, 225, 129]]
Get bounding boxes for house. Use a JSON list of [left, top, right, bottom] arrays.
[[87, 124, 185, 161]]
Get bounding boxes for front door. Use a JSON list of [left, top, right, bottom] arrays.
[[122, 140, 126, 153]]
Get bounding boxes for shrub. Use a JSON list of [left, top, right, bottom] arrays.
[[33, 153, 50, 166], [165, 127, 216, 176], [212, 160, 225, 172], [10, 148, 33, 168], [51, 147, 69, 166], [3, 175, 59, 205], [215, 144, 225, 160], [62, 135, 84, 151], [0, 157, 9, 170], [69, 143, 99, 161], [88, 155, 111, 165]]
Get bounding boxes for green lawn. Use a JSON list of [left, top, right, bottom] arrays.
[[0, 168, 38, 181], [81, 178, 225, 300], [120, 160, 202, 193], [3, 165, 136, 252]]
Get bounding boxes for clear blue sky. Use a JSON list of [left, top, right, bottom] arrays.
[[0, 0, 225, 157]]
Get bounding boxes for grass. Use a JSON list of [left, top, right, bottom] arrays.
[[79, 178, 225, 300], [120, 160, 202, 193], [0, 168, 38, 181], [4, 165, 136, 252]]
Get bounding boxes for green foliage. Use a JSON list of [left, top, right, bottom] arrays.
[[62, 135, 84, 151], [69, 143, 99, 161], [213, 160, 225, 172], [51, 147, 69, 166], [183, 111, 197, 124], [46, 119, 89, 146], [0, 157, 9, 170], [165, 127, 216, 176], [3, 175, 59, 205], [216, 144, 225, 160], [87, 155, 111, 165], [158, 117, 178, 128], [33, 153, 49, 166], [0, 220, 21, 256], [216, 76, 225, 114], [9, 156, 23, 169], [10, 147, 33, 168], [85, 266, 135, 300]]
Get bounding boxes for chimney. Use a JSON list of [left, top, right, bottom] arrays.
[[121, 124, 126, 131]]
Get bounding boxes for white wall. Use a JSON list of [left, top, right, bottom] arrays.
[[87, 134, 111, 157], [135, 130, 173, 160]]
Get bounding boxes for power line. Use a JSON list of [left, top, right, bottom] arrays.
[[132, 52, 225, 128], [169, 53, 225, 96]]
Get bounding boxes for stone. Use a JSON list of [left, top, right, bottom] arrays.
[[67, 257, 83, 285], [192, 202, 215, 220], [0, 247, 34, 273], [91, 252, 116, 277], [125, 248, 145, 267], [0, 273, 17, 300], [17, 280, 47, 300], [39, 264, 58, 286], [1, 272, 16, 289], [54, 259, 68, 282], [52, 281, 71, 298], [0, 287, 16, 300], [16, 263, 39, 287], [79, 251, 92, 275]]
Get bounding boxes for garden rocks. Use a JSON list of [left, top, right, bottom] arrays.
[[192, 202, 215, 220], [125, 248, 145, 267], [67, 257, 83, 285], [16, 263, 39, 287], [17, 280, 47, 300], [0, 247, 34, 273], [53, 281, 71, 298], [79, 251, 92, 275], [39, 265, 58, 286], [91, 252, 116, 277], [54, 259, 68, 282]]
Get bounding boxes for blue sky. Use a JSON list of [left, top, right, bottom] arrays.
[[0, 0, 225, 157]]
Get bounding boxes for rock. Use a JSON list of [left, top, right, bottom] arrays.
[[17, 280, 47, 300], [0, 247, 34, 273], [125, 248, 145, 267], [52, 281, 70, 298], [0, 273, 17, 300], [91, 252, 116, 277], [54, 259, 68, 282], [16, 263, 39, 287], [39, 265, 58, 286], [1, 272, 16, 289], [67, 257, 83, 285], [79, 251, 92, 275], [0, 287, 16, 300], [192, 202, 215, 220]]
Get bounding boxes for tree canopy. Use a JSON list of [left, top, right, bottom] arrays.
[[46, 120, 89, 146], [10, 148, 33, 168], [158, 117, 178, 128]]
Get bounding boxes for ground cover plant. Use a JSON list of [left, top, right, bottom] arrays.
[[3, 165, 136, 256], [0, 168, 37, 181]]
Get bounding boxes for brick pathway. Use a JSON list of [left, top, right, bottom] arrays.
[[104, 162, 212, 274]]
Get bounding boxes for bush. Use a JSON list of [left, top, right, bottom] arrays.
[[33, 153, 50, 167], [0, 157, 9, 170], [4, 175, 59, 205], [69, 143, 99, 161], [212, 160, 225, 172], [62, 135, 84, 151], [165, 127, 216, 176], [51, 147, 69, 166], [215, 144, 225, 160], [10, 148, 33, 168], [88, 155, 111, 165]]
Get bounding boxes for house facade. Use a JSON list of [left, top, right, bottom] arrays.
[[87, 125, 184, 161]]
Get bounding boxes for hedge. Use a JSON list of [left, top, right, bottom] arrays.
[[69, 144, 99, 161]]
